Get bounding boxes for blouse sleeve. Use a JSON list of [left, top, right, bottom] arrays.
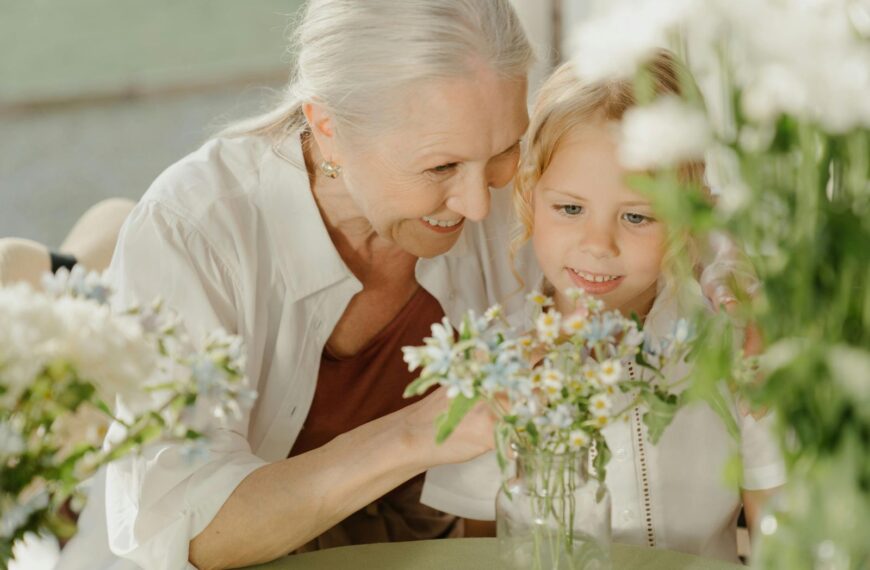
[[740, 411, 787, 490], [420, 451, 502, 521], [103, 200, 267, 569]]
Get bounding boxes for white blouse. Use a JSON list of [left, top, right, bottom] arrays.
[[57, 132, 541, 570], [420, 283, 786, 564]]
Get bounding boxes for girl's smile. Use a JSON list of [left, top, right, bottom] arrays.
[[565, 267, 625, 294]]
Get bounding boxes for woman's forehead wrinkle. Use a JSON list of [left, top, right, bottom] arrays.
[[413, 129, 477, 161], [395, 76, 528, 164]]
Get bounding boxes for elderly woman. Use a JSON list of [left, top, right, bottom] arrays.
[[58, 2, 740, 569], [60, 2, 536, 569]]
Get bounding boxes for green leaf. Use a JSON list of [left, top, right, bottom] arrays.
[[494, 422, 511, 474], [593, 437, 612, 502], [722, 452, 744, 489], [525, 420, 539, 447], [403, 375, 441, 398], [434, 394, 478, 444], [689, 382, 741, 441], [643, 391, 682, 444]]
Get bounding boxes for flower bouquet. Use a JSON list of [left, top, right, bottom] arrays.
[[403, 288, 694, 569], [0, 267, 256, 566], [571, 1, 869, 567]]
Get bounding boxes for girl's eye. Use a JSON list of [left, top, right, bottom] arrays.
[[555, 204, 583, 216], [624, 212, 653, 225], [428, 162, 458, 174]]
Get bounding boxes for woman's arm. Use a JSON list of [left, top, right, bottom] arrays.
[[189, 387, 497, 569]]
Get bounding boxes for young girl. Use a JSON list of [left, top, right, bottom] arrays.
[[420, 53, 785, 563]]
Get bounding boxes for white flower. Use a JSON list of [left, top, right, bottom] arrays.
[[583, 365, 600, 385], [721, 0, 870, 133], [591, 415, 611, 428], [623, 324, 645, 348], [430, 317, 455, 345], [569, 429, 591, 449], [589, 393, 613, 417], [562, 313, 588, 335], [542, 368, 564, 397], [0, 284, 157, 406], [445, 376, 475, 400], [619, 96, 712, 170], [535, 311, 562, 343], [512, 399, 539, 421], [565, 288, 585, 302], [0, 485, 49, 539], [402, 346, 425, 372], [484, 304, 504, 322], [526, 291, 554, 308], [599, 360, 623, 386], [585, 297, 606, 314], [547, 404, 575, 430], [571, 0, 694, 81]]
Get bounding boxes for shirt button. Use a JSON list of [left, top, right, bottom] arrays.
[[615, 448, 627, 461], [622, 509, 634, 523]]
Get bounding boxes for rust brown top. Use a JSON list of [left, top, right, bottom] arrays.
[[290, 286, 462, 552]]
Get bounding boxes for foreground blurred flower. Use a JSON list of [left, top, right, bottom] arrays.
[[619, 96, 712, 170], [571, 0, 694, 81], [0, 266, 256, 563], [573, 0, 870, 567]]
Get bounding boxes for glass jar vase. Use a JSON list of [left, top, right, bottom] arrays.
[[496, 446, 611, 570]]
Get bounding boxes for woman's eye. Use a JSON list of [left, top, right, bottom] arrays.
[[556, 204, 583, 216], [624, 212, 652, 225], [429, 162, 458, 174]]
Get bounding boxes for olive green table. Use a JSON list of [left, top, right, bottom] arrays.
[[246, 538, 744, 569]]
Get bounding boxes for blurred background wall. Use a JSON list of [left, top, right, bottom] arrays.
[[0, 0, 564, 248], [0, 0, 303, 247]]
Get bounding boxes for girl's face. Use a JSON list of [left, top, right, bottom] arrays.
[[532, 123, 667, 318]]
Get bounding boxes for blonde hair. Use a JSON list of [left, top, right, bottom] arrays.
[[512, 51, 706, 304], [221, 0, 534, 140]]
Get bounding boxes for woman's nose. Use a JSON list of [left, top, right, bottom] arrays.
[[445, 177, 491, 222]]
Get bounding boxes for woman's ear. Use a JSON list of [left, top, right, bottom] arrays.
[[302, 102, 341, 165]]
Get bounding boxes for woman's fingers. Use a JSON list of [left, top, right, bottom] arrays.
[[409, 387, 498, 465]]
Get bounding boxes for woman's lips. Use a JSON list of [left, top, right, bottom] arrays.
[[419, 217, 465, 234], [566, 268, 624, 294]]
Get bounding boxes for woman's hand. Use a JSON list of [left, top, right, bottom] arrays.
[[402, 387, 500, 468]]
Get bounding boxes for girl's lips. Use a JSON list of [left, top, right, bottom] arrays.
[[566, 268, 624, 295], [419, 218, 465, 234]]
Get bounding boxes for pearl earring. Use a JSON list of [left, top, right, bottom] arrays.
[[319, 160, 342, 179]]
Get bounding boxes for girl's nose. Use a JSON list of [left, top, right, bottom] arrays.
[[578, 219, 619, 259]]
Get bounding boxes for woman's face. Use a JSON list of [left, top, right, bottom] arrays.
[[531, 123, 667, 318], [332, 66, 529, 258]]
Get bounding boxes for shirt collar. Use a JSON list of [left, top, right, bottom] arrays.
[[259, 131, 480, 300], [257, 132, 360, 302]]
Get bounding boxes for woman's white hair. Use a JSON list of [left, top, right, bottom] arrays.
[[221, 0, 534, 139]]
